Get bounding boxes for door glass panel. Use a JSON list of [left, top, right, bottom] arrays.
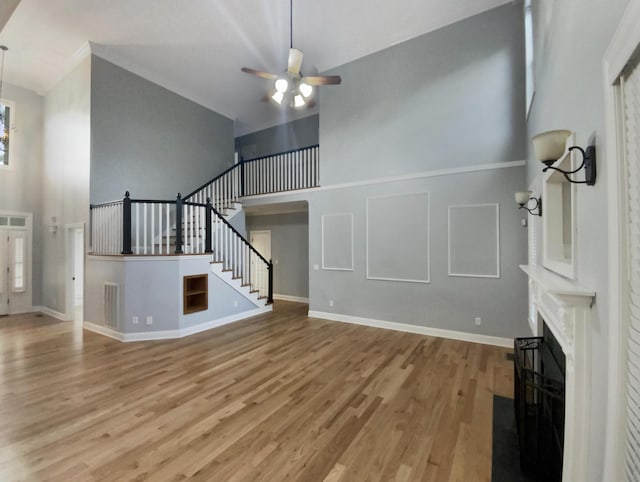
[[13, 235, 25, 292], [0, 216, 7, 225]]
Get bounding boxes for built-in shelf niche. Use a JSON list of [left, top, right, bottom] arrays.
[[542, 133, 577, 280], [183, 274, 208, 314]]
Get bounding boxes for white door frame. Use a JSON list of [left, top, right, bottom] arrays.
[[65, 223, 85, 322], [603, 1, 640, 479], [0, 211, 33, 315]]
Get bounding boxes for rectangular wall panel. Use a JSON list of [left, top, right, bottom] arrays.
[[367, 192, 430, 283], [322, 213, 353, 270], [448, 203, 500, 278]]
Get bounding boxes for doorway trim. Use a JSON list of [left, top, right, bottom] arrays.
[[603, 0, 640, 479], [65, 223, 85, 323], [0, 210, 33, 315]]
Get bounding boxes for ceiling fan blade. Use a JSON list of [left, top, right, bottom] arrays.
[[288, 48, 304, 76], [241, 67, 278, 80], [301, 75, 342, 86]]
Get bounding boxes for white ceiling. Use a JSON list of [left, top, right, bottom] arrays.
[[0, 0, 511, 136]]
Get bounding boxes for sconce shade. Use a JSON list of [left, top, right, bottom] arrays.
[[532, 130, 572, 164], [515, 191, 531, 205]]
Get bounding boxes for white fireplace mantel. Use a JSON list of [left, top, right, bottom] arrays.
[[520, 264, 595, 482]]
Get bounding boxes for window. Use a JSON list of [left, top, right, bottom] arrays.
[[0, 101, 12, 167], [524, 0, 535, 117]]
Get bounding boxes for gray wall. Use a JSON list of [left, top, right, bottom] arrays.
[[243, 163, 529, 339], [526, 0, 631, 479], [0, 83, 43, 306], [235, 114, 318, 160], [246, 211, 309, 299], [306, 2, 528, 338], [320, 4, 527, 185], [308, 167, 527, 338], [90, 55, 234, 203]]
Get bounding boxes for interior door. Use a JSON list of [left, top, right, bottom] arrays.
[[250, 230, 271, 296]]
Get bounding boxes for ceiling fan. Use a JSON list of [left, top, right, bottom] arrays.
[[241, 0, 341, 108]]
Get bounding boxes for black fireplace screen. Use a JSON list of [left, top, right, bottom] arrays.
[[514, 336, 565, 481]]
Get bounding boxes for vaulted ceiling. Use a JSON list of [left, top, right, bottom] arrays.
[[0, 0, 511, 135]]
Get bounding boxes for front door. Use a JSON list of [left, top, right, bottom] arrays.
[[0, 226, 29, 315]]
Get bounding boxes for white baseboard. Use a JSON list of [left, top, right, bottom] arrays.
[[178, 306, 272, 338], [36, 306, 69, 321], [84, 306, 272, 342], [83, 322, 126, 341], [308, 311, 513, 348], [273, 294, 309, 303]]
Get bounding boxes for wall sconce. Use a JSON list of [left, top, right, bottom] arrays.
[[515, 191, 542, 216], [532, 130, 596, 185]]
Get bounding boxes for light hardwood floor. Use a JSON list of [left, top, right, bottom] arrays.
[[0, 302, 513, 481]]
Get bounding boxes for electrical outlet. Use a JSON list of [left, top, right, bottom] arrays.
[[234, 300, 238, 307], [475, 317, 482, 326], [132, 316, 139, 325], [313, 264, 319, 270], [146, 316, 153, 326], [275, 259, 279, 265], [329, 300, 334, 307]]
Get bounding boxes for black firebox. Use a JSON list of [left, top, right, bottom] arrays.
[[514, 324, 566, 481]]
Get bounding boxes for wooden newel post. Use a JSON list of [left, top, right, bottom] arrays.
[[205, 197, 213, 253], [121, 191, 133, 254], [175, 193, 183, 254], [268, 259, 274, 303]]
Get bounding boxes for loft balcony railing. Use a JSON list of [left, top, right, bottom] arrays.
[[184, 144, 319, 206]]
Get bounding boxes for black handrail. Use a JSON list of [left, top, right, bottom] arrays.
[[242, 144, 319, 164], [130, 198, 177, 205], [90, 199, 124, 209], [184, 144, 320, 201], [184, 162, 241, 200], [211, 205, 270, 266]]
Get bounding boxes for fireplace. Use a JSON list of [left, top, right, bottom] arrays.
[[520, 264, 594, 482], [514, 323, 566, 481]]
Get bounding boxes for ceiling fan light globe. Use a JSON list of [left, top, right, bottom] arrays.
[[299, 82, 313, 98], [293, 94, 305, 108], [272, 91, 285, 105], [275, 78, 289, 93]]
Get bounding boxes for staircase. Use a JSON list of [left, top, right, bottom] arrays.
[[89, 144, 320, 307]]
